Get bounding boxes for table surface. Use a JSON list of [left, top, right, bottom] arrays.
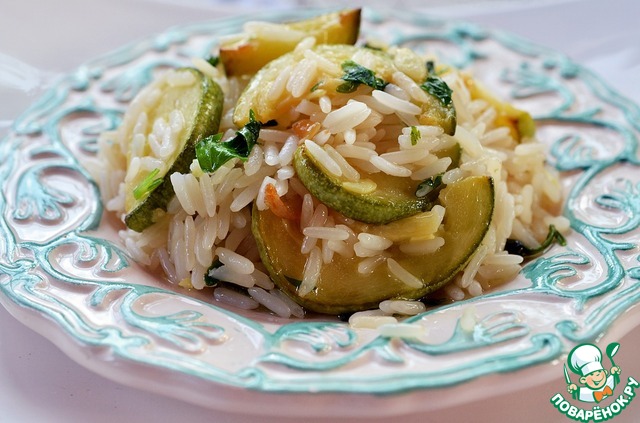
[[1, 1, 639, 421]]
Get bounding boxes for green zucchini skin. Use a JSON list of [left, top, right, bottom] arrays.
[[252, 176, 495, 314], [293, 145, 440, 225], [124, 69, 224, 232]]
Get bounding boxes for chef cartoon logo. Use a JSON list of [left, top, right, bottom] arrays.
[[550, 342, 639, 422], [565, 343, 621, 403]]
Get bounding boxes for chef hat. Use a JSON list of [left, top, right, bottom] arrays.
[[568, 344, 604, 377]]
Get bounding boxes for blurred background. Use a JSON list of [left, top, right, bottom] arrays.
[[3, 0, 637, 134]]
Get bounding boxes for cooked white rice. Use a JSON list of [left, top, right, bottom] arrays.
[[96, 35, 568, 320]]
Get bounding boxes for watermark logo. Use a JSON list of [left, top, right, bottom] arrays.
[[550, 342, 638, 421]]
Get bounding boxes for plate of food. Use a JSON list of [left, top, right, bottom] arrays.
[[1, 6, 639, 418]]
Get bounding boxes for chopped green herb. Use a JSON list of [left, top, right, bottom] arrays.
[[195, 132, 224, 172], [421, 77, 453, 107], [337, 60, 388, 93], [132, 168, 163, 200], [310, 81, 322, 92], [206, 56, 220, 67], [204, 259, 224, 287], [284, 275, 302, 287], [421, 61, 453, 106], [363, 43, 384, 51], [262, 119, 278, 127], [336, 80, 357, 94], [426, 60, 435, 75], [410, 126, 420, 145], [196, 110, 262, 173], [415, 174, 443, 198], [425, 61, 450, 77], [505, 225, 567, 258]]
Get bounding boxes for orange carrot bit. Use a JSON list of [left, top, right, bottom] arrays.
[[264, 184, 301, 221], [292, 119, 321, 140]]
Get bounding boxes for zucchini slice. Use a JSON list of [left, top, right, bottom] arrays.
[[220, 9, 361, 76], [123, 68, 224, 232], [292, 143, 461, 225], [463, 73, 535, 141], [233, 44, 455, 133], [252, 175, 495, 314], [293, 145, 440, 224]]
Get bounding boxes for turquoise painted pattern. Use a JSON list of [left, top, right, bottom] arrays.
[[0, 8, 639, 394]]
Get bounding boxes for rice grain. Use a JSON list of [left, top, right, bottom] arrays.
[[387, 258, 423, 289], [299, 246, 322, 297], [214, 287, 260, 310], [248, 287, 292, 318], [323, 101, 371, 134]]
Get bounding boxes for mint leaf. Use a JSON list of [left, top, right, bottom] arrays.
[[421, 77, 453, 106], [421, 61, 453, 106], [337, 60, 388, 93], [196, 110, 262, 173]]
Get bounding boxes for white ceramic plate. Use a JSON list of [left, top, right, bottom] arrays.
[[1, 7, 639, 418]]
